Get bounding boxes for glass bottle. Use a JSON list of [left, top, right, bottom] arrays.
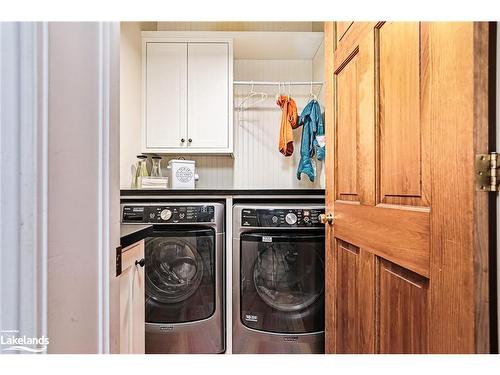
[[151, 156, 162, 177], [133, 155, 148, 188]]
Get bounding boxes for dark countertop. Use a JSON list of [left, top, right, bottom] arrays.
[[120, 224, 152, 248], [121, 188, 325, 196]]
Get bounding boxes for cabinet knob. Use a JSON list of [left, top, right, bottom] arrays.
[[135, 258, 145, 268], [188, 138, 192, 143], [181, 138, 185, 143]]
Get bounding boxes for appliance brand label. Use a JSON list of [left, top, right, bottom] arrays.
[[283, 336, 299, 342], [262, 236, 272, 243], [244, 314, 258, 322], [160, 326, 174, 331]]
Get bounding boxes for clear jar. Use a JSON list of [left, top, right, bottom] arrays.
[[151, 156, 162, 177], [133, 155, 148, 188]]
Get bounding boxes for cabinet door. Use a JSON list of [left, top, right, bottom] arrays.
[[187, 43, 230, 149], [119, 241, 145, 354], [145, 42, 187, 149]]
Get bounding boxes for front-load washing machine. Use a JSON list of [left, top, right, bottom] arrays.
[[121, 202, 225, 354], [232, 204, 325, 354]]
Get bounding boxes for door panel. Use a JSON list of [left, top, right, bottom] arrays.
[[187, 43, 229, 149], [324, 22, 490, 353], [334, 202, 430, 277], [119, 241, 145, 354], [378, 259, 428, 353], [378, 22, 428, 206], [145, 42, 187, 149], [335, 240, 375, 353], [334, 27, 375, 205], [336, 22, 354, 43], [336, 54, 358, 201]]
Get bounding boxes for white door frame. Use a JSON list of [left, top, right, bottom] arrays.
[[0, 22, 48, 353], [0, 22, 120, 354]]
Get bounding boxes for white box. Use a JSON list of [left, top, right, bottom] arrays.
[[140, 176, 169, 189], [167, 159, 198, 189]]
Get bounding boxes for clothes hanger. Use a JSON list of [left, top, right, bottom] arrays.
[[238, 81, 268, 110], [276, 81, 284, 101], [308, 81, 318, 102]]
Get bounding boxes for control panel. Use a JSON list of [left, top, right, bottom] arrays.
[[241, 208, 324, 227], [122, 205, 215, 224]]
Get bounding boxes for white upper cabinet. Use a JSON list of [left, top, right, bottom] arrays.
[[187, 43, 229, 149], [142, 34, 233, 154], [145, 42, 187, 149]]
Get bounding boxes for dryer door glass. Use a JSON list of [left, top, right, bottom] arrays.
[[240, 232, 325, 334], [145, 227, 215, 323]]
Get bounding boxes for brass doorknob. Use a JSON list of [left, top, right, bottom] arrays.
[[319, 213, 334, 225]]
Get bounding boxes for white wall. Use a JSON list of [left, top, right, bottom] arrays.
[[313, 40, 326, 188], [120, 22, 156, 189], [47, 22, 99, 353], [119, 23, 326, 189], [313, 41, 325, 107], [46, 22, 120, 354]]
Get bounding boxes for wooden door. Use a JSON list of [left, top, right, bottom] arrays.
[[144, 42, 187, 150], [336, 22, 353, 43], [119, 240, 145, 354], [187, 42, 230, 149], [323, 22, 491, 353]]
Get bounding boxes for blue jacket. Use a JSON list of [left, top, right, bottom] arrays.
[[296, 100, 325, 182]]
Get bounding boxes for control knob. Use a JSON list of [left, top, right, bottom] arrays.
[[285, 212, 297, 225], [160, 209, 172, 221]]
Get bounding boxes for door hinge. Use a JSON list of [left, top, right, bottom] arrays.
[[475, 152, 499, 192]]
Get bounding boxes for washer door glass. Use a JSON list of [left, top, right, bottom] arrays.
[[240, 232, 324, 334], [145, 227, 215, 324]]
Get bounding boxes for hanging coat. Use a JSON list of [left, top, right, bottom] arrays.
[[276, 95, 298, 156], [296, 100, 325, 182]]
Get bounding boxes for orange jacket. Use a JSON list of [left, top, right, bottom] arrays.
[[276, 95, 298, 156]]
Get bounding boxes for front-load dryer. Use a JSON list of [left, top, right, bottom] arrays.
[[121, 202, 225, 354], [232, 204, 325, 354]]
